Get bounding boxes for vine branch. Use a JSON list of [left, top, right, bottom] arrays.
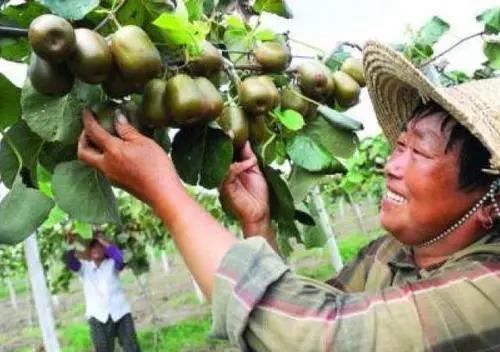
[[0, 26, 28, 37], [418, 31, 485, 68], [94, 0, 128, 31]]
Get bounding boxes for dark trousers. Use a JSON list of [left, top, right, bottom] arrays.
[[88, 313, 141, 352]]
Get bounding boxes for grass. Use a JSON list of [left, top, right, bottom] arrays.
[[0, 278, 29, 301], [59, 316, 225, 352], [292, 232, 384, 281], [166, 292, 200, 309]]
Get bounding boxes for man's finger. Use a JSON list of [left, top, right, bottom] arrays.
[[77, 131, 104, 169], [240, 141, 257, 161], [231, 155, 258, 176], [82, 109, 117, 150], [114, 109, 142, 142]]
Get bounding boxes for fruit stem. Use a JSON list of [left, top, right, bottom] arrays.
[[418, 31, 485, 68], [223, 57, 242, 97], [94, 0, 127, 31], [261, 133, 276, 163], [288, 37, 327, 55], [289, 88, 321, 107], [0, 128, 23, 177]]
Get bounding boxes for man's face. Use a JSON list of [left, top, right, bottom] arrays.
[[380, 113, 487, 245], [90, 242, 105, 262]]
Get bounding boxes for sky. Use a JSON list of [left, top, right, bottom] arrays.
[[258, 0, 499, 136], [0, 0, 498, 137]]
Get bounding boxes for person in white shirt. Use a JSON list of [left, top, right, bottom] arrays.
[[65, 231, 141, 352]]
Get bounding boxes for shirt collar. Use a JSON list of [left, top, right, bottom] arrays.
[[388, 227, 500, 272]]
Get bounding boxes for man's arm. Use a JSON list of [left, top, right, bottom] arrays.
[[95, 235, 125, 271], [64, 233, 82, 272], [78, 110, 237, 299]]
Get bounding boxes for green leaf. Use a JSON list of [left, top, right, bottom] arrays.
[[253, 0, 292, 18], [286, 134, 335, 173], [40, 0, 99, 20], [0, 2, 49, 28], [262, 165, 295, 222], [52, 161, 120, 224], [276, 109, 305, 131], [317, 105, 363, 131], [21, 80, 103, 145], [152, 13, 206, 55], [0, 178, 54, 245], [74, 221, 93, 239], [289, 165, 329, 203], [477, 7, 500, 34], [0, 73, 21, 129], [223, 17, 253, 64], [415, 16, 450, 46], [116, 0, 147, 27], [42, 206, 66, 228], [171, 126, 233, 189], [294, 209, 315, 226], [303, 117, 358, 160], [38, 142, 77, 173], [484, 40, 500, 70], [0, 121, 44, 188], [185, 0, 204, 21], [0, 38, 30, 62], [255, 29, 276, 41], [324, 49, 350, 72]]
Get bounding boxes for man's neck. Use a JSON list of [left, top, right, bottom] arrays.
[[413, 222, 487, 269]]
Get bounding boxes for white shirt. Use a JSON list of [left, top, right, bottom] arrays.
[[78, 258, 131, 323]]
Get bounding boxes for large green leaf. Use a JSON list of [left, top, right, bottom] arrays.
[[286, 134, 336, 173], [185, 0, 204, 21], [484, 41, 500, 70], [52, 161, 120, 224], [477, 7, 500, 34], [0, 2, 49, 28], [0, 73, 21, 129], [40, 0, 99, 20], [303, 117, 358, 160], [275, 109, 305, 131], [317, 105, 363, 131], [0, 178, 54, 245], [21, 80, 103, 145], [38, 142, 77, 173], [415, 16, 450, 46], [324, 48, 350, 72], [223, 15, 253, 64], [253, 0, 292, 18], [289, 165, 329, 203], [0, 121, 44, 188], [171, 126, 233, 189], [153, 13, 207, 55], [0, 38, 31, 63], [262, 165, 295, 222]]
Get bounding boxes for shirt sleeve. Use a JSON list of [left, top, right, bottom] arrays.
[[105, 244, 125, 271], [64, 249, 82, 272], [211, 237, 500, 351]]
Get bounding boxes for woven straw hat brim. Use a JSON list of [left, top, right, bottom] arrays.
[[363, 41, 500, 170]]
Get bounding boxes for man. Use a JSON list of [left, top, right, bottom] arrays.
[[65, 232, 141, 352], [76, 42, 500, 350]]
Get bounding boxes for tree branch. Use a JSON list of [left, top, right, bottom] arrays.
[[94, 0, 128, 31], [419, 31, 485, 68], [0, 26, 28, 37]]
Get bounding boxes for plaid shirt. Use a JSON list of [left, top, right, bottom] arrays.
[[212, 227, 500, 351]]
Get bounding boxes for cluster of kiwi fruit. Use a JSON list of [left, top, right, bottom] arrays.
[[27, 14, 365, 151]]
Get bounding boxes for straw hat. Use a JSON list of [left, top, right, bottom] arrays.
[[362, 41, 500, 171]]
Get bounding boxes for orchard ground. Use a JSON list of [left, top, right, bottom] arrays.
[[0, 229, 382, 352]]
